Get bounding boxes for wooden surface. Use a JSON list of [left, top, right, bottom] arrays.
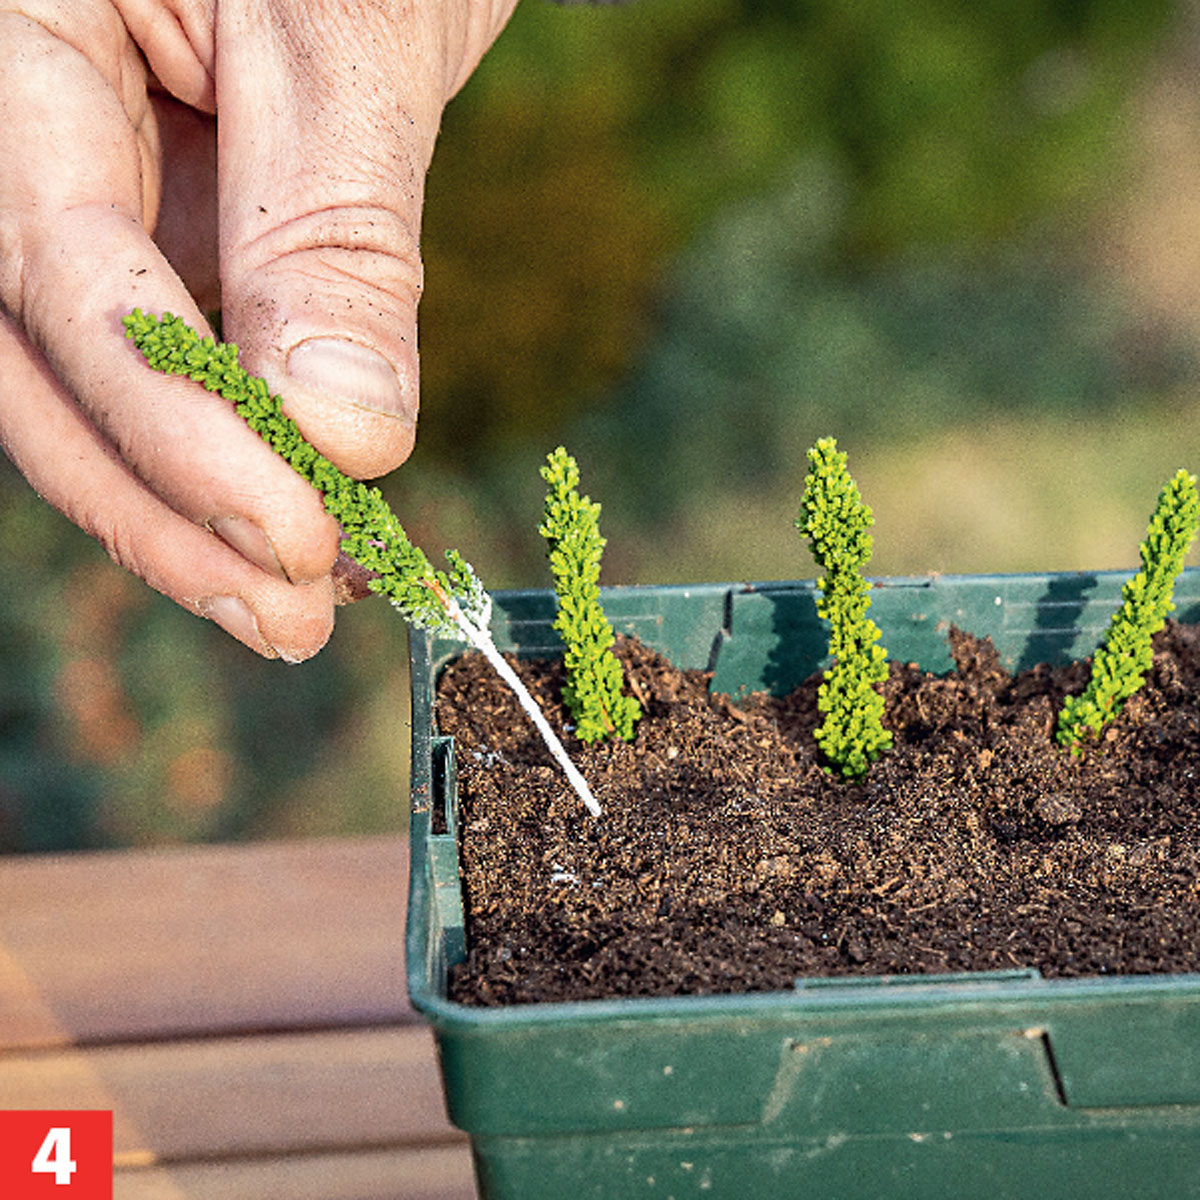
[[0, 835, 477, 1199]]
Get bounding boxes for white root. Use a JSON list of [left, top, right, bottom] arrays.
[[443, 593, 601, 818]]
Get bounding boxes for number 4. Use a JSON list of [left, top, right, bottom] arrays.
[[32, 1127, 77, 1186]]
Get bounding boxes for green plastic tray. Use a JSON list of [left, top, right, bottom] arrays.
[[407, 571, 1200, 1199]]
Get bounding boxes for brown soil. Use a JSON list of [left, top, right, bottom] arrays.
[[438, 624, 1200, 1006]]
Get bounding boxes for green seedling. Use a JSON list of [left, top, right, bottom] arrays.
[[539, 447, 641, 743], [798, 437, 892, 780], [123, 310, 600, 816], [1056, 468, 1199, 752]]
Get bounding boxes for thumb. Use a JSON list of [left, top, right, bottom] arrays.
[[214, 1, 457, 479]]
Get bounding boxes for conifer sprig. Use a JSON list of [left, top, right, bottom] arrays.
[[122, 310, 484, 640], [123, 311, 603, 815], [1056, 468, 1199, 752], [539, 447, 641, 743], [798, 437, 892, 780]]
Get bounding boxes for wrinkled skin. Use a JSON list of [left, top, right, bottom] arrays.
[[0, 1, 518, 659]]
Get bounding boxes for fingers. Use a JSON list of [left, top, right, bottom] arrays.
[[0, 9, 341, 620], [0, 0, 521, 660], [214, 0, 518, 479], [14, 207, 344, 591], [0, 312, 336, 660], [114, 0, 217, 112], [1, 10, 343, 585]]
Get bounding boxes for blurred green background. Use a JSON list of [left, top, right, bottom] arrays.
[[4, 0, 1200, 852]]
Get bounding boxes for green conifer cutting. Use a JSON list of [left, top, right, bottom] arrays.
[[122, 309, 483, 639], [798, 437, 892, 780], [123, 310, 604, 816], [539, 447, 641, 743], [1056, 468, 1199, 752]]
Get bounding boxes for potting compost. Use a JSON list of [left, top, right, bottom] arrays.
[[439, 624, 1200, 1005]]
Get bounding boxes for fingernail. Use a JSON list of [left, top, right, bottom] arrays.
[[286, 338, 406, 416], [208, 516, 289, 581], [201, 595, 279, 658]]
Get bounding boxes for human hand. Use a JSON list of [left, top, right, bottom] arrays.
[[0, 0, 518, 660]]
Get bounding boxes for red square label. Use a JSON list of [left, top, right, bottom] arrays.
[[0, 1111, 113, 1199]]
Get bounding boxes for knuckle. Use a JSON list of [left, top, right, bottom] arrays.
[[86, 512, 165, 598], [232, 205, 425, 332], [241, 204, 423, 294]]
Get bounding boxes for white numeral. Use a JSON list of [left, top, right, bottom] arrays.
[[32, 1126, 77, 1186]]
